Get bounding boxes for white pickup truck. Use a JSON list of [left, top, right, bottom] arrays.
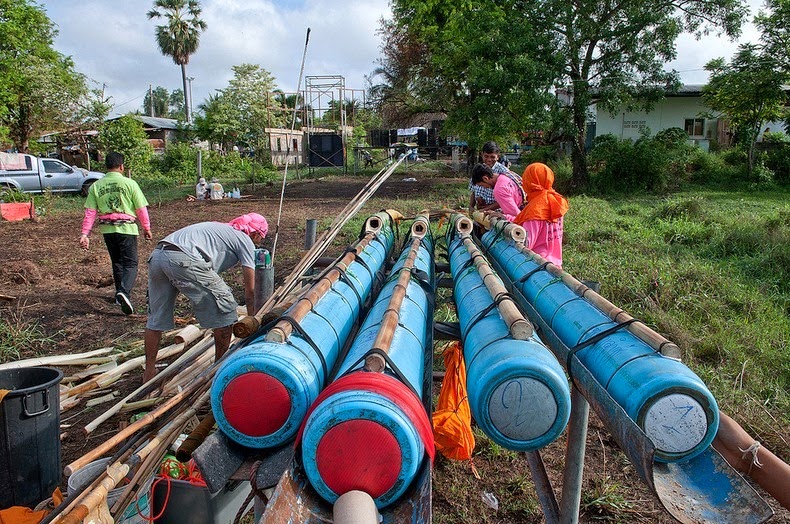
[[0, 152, 105, 196]]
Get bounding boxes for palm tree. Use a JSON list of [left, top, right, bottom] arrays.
[[147, 0, 207, 123]]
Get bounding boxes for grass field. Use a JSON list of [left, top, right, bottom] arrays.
[[558, 190, 789, 458]]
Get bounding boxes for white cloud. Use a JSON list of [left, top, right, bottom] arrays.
[[39, 0, 765, 117], [40, 0, 390, 116]]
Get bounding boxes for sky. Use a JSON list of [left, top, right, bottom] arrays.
[[39, 0, 391, 117], [38, 0, 766, 118]]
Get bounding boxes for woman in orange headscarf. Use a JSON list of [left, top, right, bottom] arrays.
[[512, 162, 569, 266]]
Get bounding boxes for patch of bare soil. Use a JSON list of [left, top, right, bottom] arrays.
[[0, 170, 786, 523]]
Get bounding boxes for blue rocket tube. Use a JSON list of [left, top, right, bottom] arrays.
[[447, 228, 570, 451], [300, 221, 435, 509], [210, 221, 395, 449], [481, 229, 719, 463]]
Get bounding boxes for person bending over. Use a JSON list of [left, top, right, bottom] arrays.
[[143, 212, 268, 382]]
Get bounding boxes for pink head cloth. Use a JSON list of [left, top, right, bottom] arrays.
[[228, 213, 268, 238]]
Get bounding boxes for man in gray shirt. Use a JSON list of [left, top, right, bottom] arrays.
[[143, 213, 268, 382]]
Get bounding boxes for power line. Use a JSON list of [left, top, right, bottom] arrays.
[[111, 92, 147, 113]]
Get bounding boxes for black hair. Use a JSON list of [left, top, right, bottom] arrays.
[[471, 163, 494, 184], [105, 151, 124, 170], [481, 141, 500, 154]]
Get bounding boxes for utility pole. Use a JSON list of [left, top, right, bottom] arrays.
[[187, 77, 194, 121], [149, 84, 154, 117]]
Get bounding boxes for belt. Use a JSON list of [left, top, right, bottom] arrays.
[[156, 242, 182, 252]]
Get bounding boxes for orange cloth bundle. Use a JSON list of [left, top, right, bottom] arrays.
[[432, 342, 475, 461]]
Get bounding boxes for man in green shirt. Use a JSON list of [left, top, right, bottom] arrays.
[[79, 152, 152, 315]]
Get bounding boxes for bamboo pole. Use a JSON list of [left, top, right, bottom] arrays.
[[66, 375, 212, 475], [175, 413, 215, 462], [486, 215, 682, 359], [266, 233, 377, 343], [364, 225, 425, 373], [460, 233, 533, 340], [0, 347, 116, 371], [471, 210, 527, 244]]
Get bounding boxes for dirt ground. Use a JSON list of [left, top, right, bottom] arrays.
[[0, 170, 786, 523]]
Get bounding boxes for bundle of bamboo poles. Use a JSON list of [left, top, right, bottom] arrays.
[[233, 155, 407, 339], [59, 325, 206, 413], [52, 254, 357, 521]]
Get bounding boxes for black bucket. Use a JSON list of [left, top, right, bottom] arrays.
[[0, 366, 63, 509]]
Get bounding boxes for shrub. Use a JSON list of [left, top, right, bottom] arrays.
[[654, 127, 689, 147], [720, 147, 747, 166], [652, 196, 706, 221], [152, 142, 198, 184], [762, 144, 790, 185], [588, 135, 671, 193]]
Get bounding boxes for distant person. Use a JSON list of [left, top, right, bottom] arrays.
[[195, 177, 208, 200], [512, 162, 569, 267], [468, 141, 520, 214], [209, 178, 224, 200], [472, 163, 525, 220], [143, 213, 268, 382], [79, 151, 152, 315]]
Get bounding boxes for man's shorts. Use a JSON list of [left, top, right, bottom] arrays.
[[146, 248, 238, 330]]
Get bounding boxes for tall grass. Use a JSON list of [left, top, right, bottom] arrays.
[[564, 190, 790, 457]]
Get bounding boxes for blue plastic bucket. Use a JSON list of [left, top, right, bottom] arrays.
[[300, 387, 425, 508], [301, 230, 435, 508]]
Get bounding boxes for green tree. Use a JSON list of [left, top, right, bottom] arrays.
[[62, 86, 112, 170], [222, 64, 283, 152], [367, 18, 434, 128], [389, 0, 747, 190], [142, 86, 171, 117], [98, 115, 153, 176], [147, 0, 207, 124], [194, 92, 240, 151], [703, 45, 788, 175], [169, 88, 186, 120], [756, 0, 790, 73], [0, 0, 88, 152]]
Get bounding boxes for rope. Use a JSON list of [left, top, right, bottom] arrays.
[[271, 28, 311, 263], [739, 441, 764, 475]]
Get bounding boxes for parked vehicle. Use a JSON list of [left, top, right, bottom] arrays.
[[0, 152, 104, 196]]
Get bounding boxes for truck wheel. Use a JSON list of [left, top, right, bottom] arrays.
[[81, 180, 95, 196]]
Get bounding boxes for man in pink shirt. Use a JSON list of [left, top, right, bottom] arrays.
[[471, 163, 525, 221]]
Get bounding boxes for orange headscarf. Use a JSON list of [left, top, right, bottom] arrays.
[[514, 163, 569, 223]]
